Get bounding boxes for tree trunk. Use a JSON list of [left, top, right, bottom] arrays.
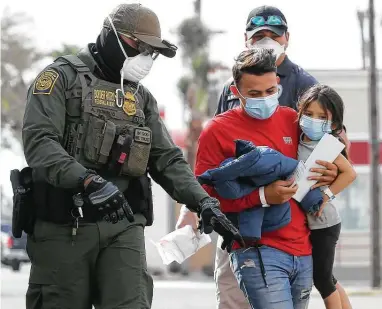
[[186, 118, 203, 171]]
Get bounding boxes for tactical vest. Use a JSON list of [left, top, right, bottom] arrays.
[[55, 55, 152, 177]]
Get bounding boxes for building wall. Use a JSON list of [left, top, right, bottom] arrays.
[[307, 70, 382, 135]]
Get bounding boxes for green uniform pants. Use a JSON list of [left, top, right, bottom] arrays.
[[26, 214, 153, 309]]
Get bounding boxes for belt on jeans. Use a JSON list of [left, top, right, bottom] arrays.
[[229, 241, 269, 287], [253, 245, 269, 288]]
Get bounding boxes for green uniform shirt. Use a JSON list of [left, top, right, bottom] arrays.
[[22, 45, 209, 208]]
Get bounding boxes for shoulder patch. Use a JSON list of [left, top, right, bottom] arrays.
[[33, 69, 59, 95]]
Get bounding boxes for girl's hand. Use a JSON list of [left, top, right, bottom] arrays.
[[316, 193, 329, 217]]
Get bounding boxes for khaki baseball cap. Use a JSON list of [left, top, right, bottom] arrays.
[[104, 3, 177, 58]]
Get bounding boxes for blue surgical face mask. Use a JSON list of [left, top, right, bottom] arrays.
[[299, 115, 332, 141], [239, 91, 279, 120]]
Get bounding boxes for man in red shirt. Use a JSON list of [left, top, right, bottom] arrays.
[[195, 48, 313, 309]]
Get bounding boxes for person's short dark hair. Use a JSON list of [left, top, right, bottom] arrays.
[[232, 48, 277, 86]]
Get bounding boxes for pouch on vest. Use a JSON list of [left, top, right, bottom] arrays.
[[83, 115, 116, 165], [113, 124, 152, 177]]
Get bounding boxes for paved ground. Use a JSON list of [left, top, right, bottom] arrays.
[[1, 264, 381, 309]]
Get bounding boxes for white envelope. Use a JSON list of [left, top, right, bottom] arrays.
[[291, 133, 345, 202]]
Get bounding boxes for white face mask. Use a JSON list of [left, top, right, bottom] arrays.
[[120, 53, 153, 83], [107, 16, 153, 86], [246, 37, 285, 61]]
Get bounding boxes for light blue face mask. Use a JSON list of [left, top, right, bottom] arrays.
[[239, 91, 279, 120], [299, 115, 332, 140]]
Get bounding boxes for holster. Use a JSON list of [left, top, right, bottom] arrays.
[[10, 167, 36, 238], [125, 174, 154, 226]]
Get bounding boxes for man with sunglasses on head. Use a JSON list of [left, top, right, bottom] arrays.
[[21, 3, 243, 309], [176, 5, 346, 309], [217, 5, 317, 114]]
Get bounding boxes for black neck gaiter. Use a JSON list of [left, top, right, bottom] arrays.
[[93, 28, 140, 83]]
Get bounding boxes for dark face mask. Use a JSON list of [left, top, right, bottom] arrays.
[[95, 28, 140, 81]]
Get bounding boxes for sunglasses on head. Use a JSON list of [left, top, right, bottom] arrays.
[[246, 15, 287, 31]]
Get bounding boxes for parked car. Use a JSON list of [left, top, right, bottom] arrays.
[[1, 223, 29, 271]]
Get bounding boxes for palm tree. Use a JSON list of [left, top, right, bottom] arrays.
[[1, 7, 80, 139], [50, 44, 81, 58], [176, 12, 212, 171], [175, 0, 226, 277], [1, 8, 44, 134]]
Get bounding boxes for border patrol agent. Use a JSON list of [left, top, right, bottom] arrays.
[[22, 4, 243, 309]]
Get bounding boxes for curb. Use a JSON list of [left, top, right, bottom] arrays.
[[152, 278, 382, 297], [311, 288, 382, 297], [341, 289, 382, 296]]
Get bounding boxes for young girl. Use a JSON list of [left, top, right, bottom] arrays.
[[297, 84, 356, 309]]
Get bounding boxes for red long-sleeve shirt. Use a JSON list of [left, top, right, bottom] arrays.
[[195, 106, 311, 256]]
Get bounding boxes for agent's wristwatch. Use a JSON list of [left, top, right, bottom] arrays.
[[259, 186, 270, 207], [323, 188, 336, 202]]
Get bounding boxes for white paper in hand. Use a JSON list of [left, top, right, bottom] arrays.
[[151, 225, 211, 265], [287, 160, 307, 188], [292, 133, 345, 202]]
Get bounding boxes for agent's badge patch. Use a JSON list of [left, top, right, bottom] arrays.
[[33, 69, 59, 95], [123, 92, 137, 116]]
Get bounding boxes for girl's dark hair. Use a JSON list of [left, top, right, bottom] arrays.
[[297, 84, 348, 159]]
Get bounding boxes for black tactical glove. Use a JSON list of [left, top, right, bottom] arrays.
[[83, 175, 134, 224], [197, 197, 245, 250]]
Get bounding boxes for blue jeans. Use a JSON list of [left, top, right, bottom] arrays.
[[230, 246, 313, 309]]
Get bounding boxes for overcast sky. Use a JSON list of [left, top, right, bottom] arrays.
[[1, 0, 381, 130]]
